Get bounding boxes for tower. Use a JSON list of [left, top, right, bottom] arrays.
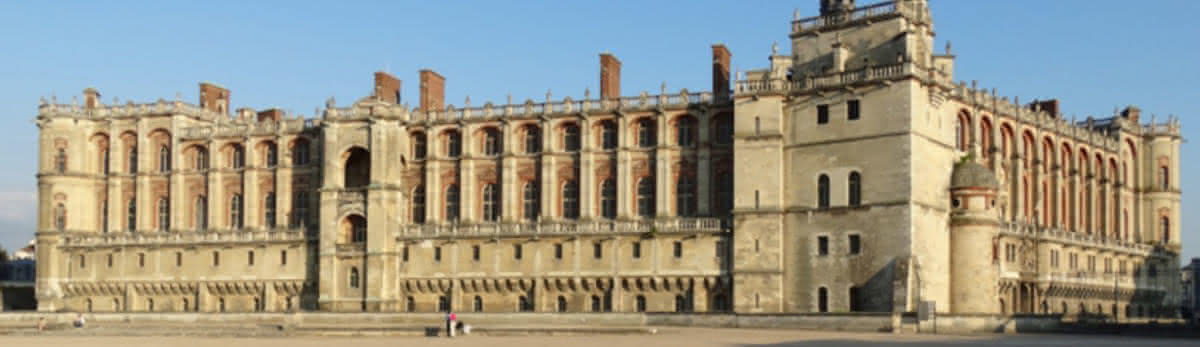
[[948, 161, 1001, 313]]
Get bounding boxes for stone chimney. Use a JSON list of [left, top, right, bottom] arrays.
[[199, 82, 231, 115], [712, 44, 732, 98], [419, 69, 445, 112], [600, 53, 621, 100], [83, 88, 101, 109], [820, 0, 856, 16], [1030, 99, 1060, 118], [1121, 106, 1141, 122], [375, 71, 402, 104]]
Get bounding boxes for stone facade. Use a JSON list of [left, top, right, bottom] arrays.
[[33, 0, 1182, 318]]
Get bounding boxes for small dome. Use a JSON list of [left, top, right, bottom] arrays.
[[951, 161, 998, 189]]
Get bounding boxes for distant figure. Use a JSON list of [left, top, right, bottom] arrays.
[[72, 313, 86, 328], [446, 311, 457, 337], [459, 321, 471, 335], [37, 317, 46, 332]]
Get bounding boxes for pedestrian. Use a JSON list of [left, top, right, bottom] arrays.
[[72, 313, 86, 328], [446, 311, 457, 337], [37, 317, 46, 332]]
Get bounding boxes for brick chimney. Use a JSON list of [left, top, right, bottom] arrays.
[[82, 88, 101, 109], [712, 44, 732, 98], [199, 82, 231, 115], [600, 53, 621, 100], [375, 71, 402, 104], [419, 69, 445, 112], [257, 108, 283, 122], [1030, 99, 1060, 117]]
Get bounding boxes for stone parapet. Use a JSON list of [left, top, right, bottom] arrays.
[[396, 217, 726, 240], [1000, 222, 1154, 255], [60, 229, 310, 249]]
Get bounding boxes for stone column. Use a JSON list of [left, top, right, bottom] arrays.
[[580, 119, 596, 219], [692, 280, 709, 312]]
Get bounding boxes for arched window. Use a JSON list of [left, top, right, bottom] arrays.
[[637, 118, 656, 148], [600, 179, 617, 219], [264, 192, 276, 228], [349, 215, 366, 243], [195, 147, 208, 170], [675, 295, 689, 312], [518, 296, 533, 312], [128, 146, 138, 173], [525, 126, 540, 154], [86, 298, 93, 312], [127, 198, 137, 232], [446, 131, 462, 157], [676, 117, 695, 147], [637, 178, 655, 218], [817, 174, 830, 209], [230, 194, 243, 229], [445, 184, 460, 221], [473, 296, 483, 312], [848, 171, 861, 207], [1160, 166, 1169, 190], [955, 113, 969, 151], [564, 124, 581, 152], [562, 180, 579, 219], [406, 296, 416, 312], [412, 186, 426, 224], [55, 148, 67, 173], [412, 132, 427, 160], [54, 203, 66, 230], [714, 115, 733, 145], [349, 267, 360, 288], [231, 144, 245, 169], [522, 182, 539, 221], [195, 196, 207, 230], [1162, 216, 1171, 243], [601, 121, 618, 150], [980, 118, 993, 160], [591, 295, 602, 312], [157, 197, 169, 231], [293, 140, 310, 165], [484, 128, 501, 156], [159, 145, 171, 172], [147, 298, 154, 312], [557, 296, 568, 313], [264, 143, 277, 168], [344, 148, 370, 188], [817, 287, 829, 312], [292, 192, 307, 227], [677, 176, 695, 216], [482, 183, 499, 221], [635, 295, 647, 312]]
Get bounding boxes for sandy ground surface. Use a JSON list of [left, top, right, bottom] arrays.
[[0, 327, 1195, 347]]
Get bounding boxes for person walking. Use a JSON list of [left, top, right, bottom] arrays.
[[445, 311, 457, 337]]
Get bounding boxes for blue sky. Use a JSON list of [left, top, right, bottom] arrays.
[[0, 1, 1197, 263]]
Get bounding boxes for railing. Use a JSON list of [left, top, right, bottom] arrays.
[[1002, 222, 1154, 254], [61, 229, 308, 247], [179, 119, 317, 140], [792, 1, 901, 33], [736, 63, 913, 95], [38, 100, 216, 120], [397, 217, 726, 239], [330, 90, 718, 122]]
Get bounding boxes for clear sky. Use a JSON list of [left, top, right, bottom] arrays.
[[0, 1, 1196, 263]]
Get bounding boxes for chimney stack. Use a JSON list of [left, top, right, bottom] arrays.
[[257, 108, 283, 122], [1121, 106, 1141, 122], [599, 53, 622, 100], [420, 69, 445, 112], [1030, 99, 1060, 118], [199, 82, 231, 115], [712, 44, 732, 98], [374, 71, 402, 104], [82, 88, 102, 109]]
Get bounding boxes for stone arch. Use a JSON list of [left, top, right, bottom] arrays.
[[341, 214, 367, 244], [670, 113, 698, 147], [342, 147, 370, 188]]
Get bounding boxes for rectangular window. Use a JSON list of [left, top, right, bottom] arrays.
[[472, 245, 481, 261], [554, 243, 563, 260], [817, 104, 829, 125], [673, 241, 683, 258], [632, 242, 641, 259], [402, 247, 409, 262], [434, 247, 442, 262], [848, 234, 861, 255], [175, 252, 182, 267], [107, 254, 113, 268], [817, 236, 829, 256], [212, 251, 220, 267], [248, 251, 255, 266], [513, 244, 523, 260], [593, 242, 603, 259], [847, 100, 860, 120], [281, 250, 287, 266], [138, 253, 145, 268]]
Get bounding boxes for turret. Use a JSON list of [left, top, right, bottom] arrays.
[[948, 161, 1002, 313]]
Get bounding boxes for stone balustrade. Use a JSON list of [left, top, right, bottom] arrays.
[[61, 229, 309, 248], [792, 1, 902, 33], [326, 90, 720, 123], [1001, 222, 1154, 255], [179, 119, 318, 140], [38, 99, 216, 120], [397, 217, 726, 240]]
